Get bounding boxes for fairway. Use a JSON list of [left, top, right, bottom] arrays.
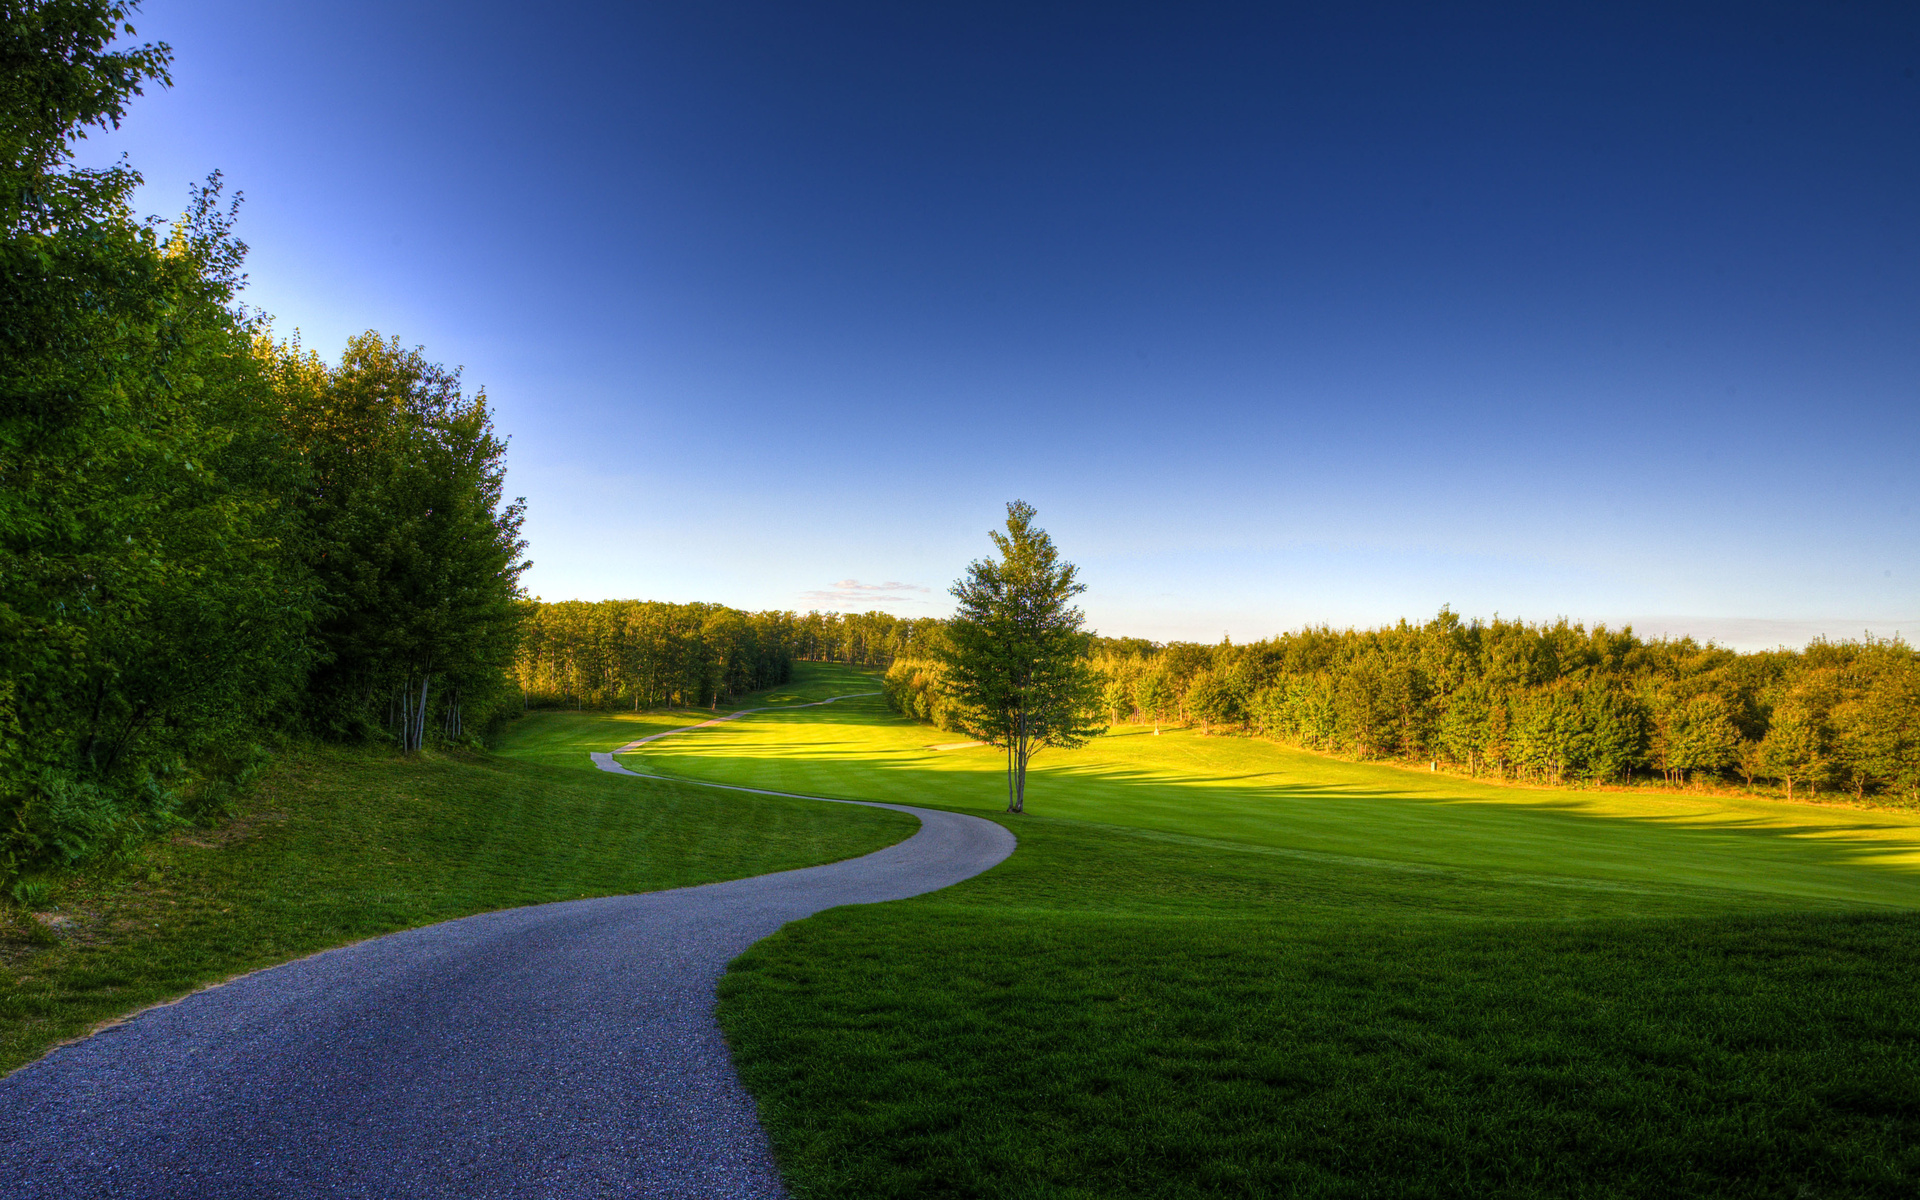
[[588, 664, 1920, 913], [495, 664, 1920, 1198]]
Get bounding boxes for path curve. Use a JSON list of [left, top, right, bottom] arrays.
[[0, 704, 1013, 1199]]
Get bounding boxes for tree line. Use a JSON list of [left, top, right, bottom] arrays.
[[513, 602, 944, 710], [2, 3, 527, 875], [891, 611, 1920, 803], [515, 601, 794, 710], [792, 610, 946, 667]]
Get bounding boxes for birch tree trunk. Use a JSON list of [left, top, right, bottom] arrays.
[[411, 669, 432, 752]]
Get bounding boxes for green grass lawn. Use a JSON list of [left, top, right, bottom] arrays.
[[489, 668, 883, 772], [530, 662, 1920, 1198], [0, 741, 914, 1075]]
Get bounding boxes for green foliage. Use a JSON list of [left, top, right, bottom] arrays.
[[898, 610, 1920, 804], [1657, 692, 1742, 782], [936, 501, 1106, 813], [883, 653, 969, 732], [1067, 613, 1920, 801], [264, 334, 528, 749], [1133, 665, 1172, 728], [0, 2, 169, 182], [1182, 667, 1243, 732], [517, 602, 957, 715], [1835, 670, 1920, 801], [514, 599, 798, 711], [0, 5, 532, 874], [792, 609, 944, 667], [1, 4, 323, 874]]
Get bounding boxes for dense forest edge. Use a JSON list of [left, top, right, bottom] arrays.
[[0, 4, 535, 888], [512, 604, 939, 711], [889, 614, 1920, 805]]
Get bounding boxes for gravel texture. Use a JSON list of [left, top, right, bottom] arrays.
[[0, 754, 1014, 1198]]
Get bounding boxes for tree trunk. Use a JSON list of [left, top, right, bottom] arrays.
[[412, 670, 432, 753], [1004, 740, 1015, 813], [1009, 709, 1028, 813]]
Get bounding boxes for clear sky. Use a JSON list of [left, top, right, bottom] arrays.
[[83, 1, 1919, 648]]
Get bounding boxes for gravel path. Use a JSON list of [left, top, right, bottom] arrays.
[[0, 708, 1013, 1199]]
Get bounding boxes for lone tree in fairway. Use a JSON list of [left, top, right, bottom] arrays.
[[939, 501, 1105, 813]]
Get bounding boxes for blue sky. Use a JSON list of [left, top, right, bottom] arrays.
[[85, 1, 1919, 648]]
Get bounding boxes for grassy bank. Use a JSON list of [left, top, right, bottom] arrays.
[[565, 663, 1920, 1198], [0, 741, 914, 1075]]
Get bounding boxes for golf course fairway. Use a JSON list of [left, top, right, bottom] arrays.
[[499, 663, 1920, 1198]]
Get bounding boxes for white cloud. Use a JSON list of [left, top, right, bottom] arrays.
[[798, 579, 935, 608]]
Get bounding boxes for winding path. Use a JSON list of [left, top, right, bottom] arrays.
[[0, 696, 1014, 1199]]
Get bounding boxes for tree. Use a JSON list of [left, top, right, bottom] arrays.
[[1662, 693, 1743, 784], [1133, 668, 1170, 733], [1758, 678, 1836, 800], [937, 501, 1105, 813], [1511, 682, 1583, 783], [1833, 665, 1920, 801], [3, 6, 321, 867], [1335, 661, 1393, 757], [1581, 683, 1649, 784], [267, 333, 528, 749], [1437, 683, 1493, 776], [1184, 668, 1242, 734]]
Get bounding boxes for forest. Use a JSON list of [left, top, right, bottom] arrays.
[[887, 612, 1920, 803], [1, 8, 526, 875], [512, 603, 942, 710]]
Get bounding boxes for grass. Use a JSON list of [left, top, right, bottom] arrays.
[[0, 740, 914, 1075], [519, 662, 1920, 1199], [491, 668, 884, 772], [14, 661, 1918, 1195], [608, 667, 1920, 911]]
